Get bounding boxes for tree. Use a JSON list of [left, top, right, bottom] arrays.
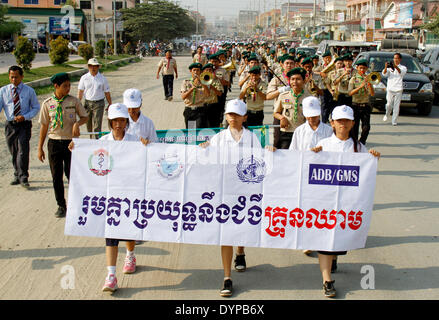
[[422, 15, 439, 36], [121, 0, 196, 42], [78, 43, 94, 61], [13, 36, 35, 71], [0, 4, 24, 38], [49, 36, 70, 65]]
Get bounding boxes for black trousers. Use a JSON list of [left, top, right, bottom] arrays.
[[5, 120, 32, 182], [352, 103, 371, 145], [217, 90, 228, 127], [337, 93, 352, 108], [279, 131, 294, 149], [273, 118, 281, 149], [162, 74, 174, 98], [321, 89, 334, 124], [206, 102, 222, 128], [183, 107, 208, 129], [48, 139, 72, 209], [244, 110, 264, 127]]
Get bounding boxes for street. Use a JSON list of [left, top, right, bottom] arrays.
[[0, 53, 81, 74], [0, 55, 438, 300]]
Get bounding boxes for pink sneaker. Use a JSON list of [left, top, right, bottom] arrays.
[[123, 255, 136, 274], [102, 274, 118, 292]]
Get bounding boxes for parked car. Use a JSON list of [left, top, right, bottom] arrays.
[[420, 47, 439, 104], [68, 40, 87, 53], [296, 46, 317, 56], [354, 51, 434, 116], [317, 40, 378, 56]]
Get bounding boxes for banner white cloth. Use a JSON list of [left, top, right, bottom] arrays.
[[65, 139, 378, 251]]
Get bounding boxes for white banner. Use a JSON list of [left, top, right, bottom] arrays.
[[65, 139, 378, 252]]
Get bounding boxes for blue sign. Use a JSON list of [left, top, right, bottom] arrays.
[[309, 164, 360, 187], [49, 17, 70, 35]]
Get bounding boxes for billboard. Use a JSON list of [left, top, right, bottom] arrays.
[[383, 2, 413, 29]]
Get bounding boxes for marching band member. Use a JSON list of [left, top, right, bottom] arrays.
[[348, 59, 375, 145], [332, 54, 355, 107], [201, 63, 224, 128], [315, 51, 333, 123], [209, 53, 230, 127], [273, 67, 311, 149], [301, 57, 323, 97], [311, 105, 380, 298], [239, 65, 267, 126], [181, 63, 210, 129], [238, 54, 259, 88], [326, 57, 345, 113]]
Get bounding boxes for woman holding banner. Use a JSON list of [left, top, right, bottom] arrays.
[[312, 105, 380, 298]]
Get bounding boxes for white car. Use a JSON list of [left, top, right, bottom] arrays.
[[68, 41, 87, 53]]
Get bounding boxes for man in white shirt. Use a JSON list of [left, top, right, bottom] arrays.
[[382, 53, 407, 126], [78, 58, 112, 138], [123, 88, 158, 143]]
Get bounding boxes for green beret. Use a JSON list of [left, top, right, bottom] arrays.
[[283, 55, 295, 62], [189, 62, 202, 70], [249, 65, 261, 74], [50, 72, 70, 85], [217, 50, 226, 56], [248, 54, 259, 62], [301, 57, 313, 66], [287, 67, 307, 80], [335, 57, 344, 62], [343, 54, 353, 61], [269, 49, 276, 54], [322, 51, 332, 57], [202, 63, 214, 71], [289, 48, 296, 54], [355, 59, 368, 67], [312, 55, 320, 60], [208, 53, 220, 61]]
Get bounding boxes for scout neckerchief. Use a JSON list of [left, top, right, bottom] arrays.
[[290, 88, 304, 122], [191, 77, 202, 105], [356, 72, 366, 95], [52, 94, 67, 129]]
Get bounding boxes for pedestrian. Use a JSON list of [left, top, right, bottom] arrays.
[[311, 105, 381, 298], [123, 88, 158, 143], [199, 99, 263, 298], [157, 49, 178, 101], [193, 46, 207, 65], [181, 63, 210, 129], [239, 65, 267, 126], [37, 72, 88, 218], [348, 59, 375, 145], [0, 65, 40, 188], [78, 58, 112, 139], [68, 103, 150, 293], [273, 67, 311, 149], [382, 52, 407, 126]]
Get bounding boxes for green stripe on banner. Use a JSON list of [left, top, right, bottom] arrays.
[[97, 126, 269, 147]]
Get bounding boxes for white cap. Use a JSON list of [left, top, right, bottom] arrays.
[[108, 103, 129, 120], [302, 96, 321, 118], [123, 88, 142, 108], [331, 105, 354, 121], [87, 58, 101, 66], [225, 99, 247, 116]]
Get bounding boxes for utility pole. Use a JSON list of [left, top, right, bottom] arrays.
[[287, 0, 290, 38], [113, 0, 117, 55], [91, 0, 95, 48]]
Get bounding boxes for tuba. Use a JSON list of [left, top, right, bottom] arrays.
[[200, 71, 214, 86], [366, 72, 381, 85], [321, 53, 339, 74]]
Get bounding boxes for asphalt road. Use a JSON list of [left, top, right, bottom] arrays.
[[0, 56, 438, 301]]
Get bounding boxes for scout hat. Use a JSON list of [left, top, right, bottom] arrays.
[[225, 99, 247, 116], [208, 53, 220, 61], [301, 57, 313, 66], [342, 53, 353, 61], [50, 72, 70, 85], [123, 88, 142, 109], [108, 103, 129, 120], [247, 54, 259, 62], [202, 63, 214, 70], [189, 62, 203, 70], [355, 58, 368, 67], [289, 48, 296, 54], [249, 65, 261, 74], [87, 58, 101, 66], [287, 67, 307, 79], [302, 96, 321, 118], [331, 105, 354, 121], [322, 51, 332, 57]]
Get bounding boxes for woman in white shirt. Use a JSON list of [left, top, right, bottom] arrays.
[[200, 99, 265, 297], [312, 105, 380, 298]]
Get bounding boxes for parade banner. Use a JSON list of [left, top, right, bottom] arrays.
[[65, 140, 378, 251]]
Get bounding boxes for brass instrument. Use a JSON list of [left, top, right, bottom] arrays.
[[223, 58, 237, 71], [200, 71, 214, 86], [309, 79, 318, 94], [366, 72, 381, 85], [321, 53, 339, 74], [247, 86, 257, 96]]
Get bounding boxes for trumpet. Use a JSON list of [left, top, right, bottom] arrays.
[[223, 58, 237, 71], [366, 72, 381, 85], [200, 71, 214, 86], [247, 86, 257, 95]]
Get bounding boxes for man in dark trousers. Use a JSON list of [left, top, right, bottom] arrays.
[[0, 65, 40, 188]]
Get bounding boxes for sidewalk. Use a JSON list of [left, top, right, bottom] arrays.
[[0, 53, 81, 74]]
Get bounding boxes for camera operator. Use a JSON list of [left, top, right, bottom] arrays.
[[381, 53, 407, 126]]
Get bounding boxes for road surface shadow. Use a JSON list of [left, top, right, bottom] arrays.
[[377, 170, 439, 178], [373, 201, 439, 211]]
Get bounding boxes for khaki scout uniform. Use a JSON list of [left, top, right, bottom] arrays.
[[181, 78, 209, 129], [205, 78, 224, 105], [38, 94, 87, 211], [158, 57, 177, 76], [193, 53, 207, 65], [241, 79, 267, 112], [39, 95, 87, 140], [267, 73, 290, 104], [348, 72, 372, 145], [274, 88, 311, 133]]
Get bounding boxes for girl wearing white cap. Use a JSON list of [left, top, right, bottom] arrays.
[[200, 99, 267, 297], [69, 103, 150, 293], [311, 105, 380, 298]]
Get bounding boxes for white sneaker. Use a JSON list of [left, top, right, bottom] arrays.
[[392, 123, 397, 126], [383, 115, 388, 122]]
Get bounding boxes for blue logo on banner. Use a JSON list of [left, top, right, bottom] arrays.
[[309, 164, 360, 186], [237, 155, 266, 184]]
